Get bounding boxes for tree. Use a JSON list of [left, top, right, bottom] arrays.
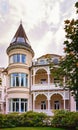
[[50, 2, 78, 110]]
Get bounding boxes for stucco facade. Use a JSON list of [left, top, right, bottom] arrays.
[[0, 23, 76, 115]]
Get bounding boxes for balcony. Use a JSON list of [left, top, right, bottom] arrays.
[[31, 83, 63, 91], [33, 60, 49, 66]]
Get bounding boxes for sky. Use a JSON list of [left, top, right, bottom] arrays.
[[0, 0, 77, 67]]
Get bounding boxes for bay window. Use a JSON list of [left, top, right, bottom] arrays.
[[9, 98, 28, 112], [10, 73, 28, 87], [10, 54, 26, 64]]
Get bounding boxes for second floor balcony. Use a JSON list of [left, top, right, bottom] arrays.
[[31, 83, 64, 91]]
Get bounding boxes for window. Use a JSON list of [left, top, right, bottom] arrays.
[[10, 73, 28, 87], [17, 37, 25, 43], [0, 78, 2, 85], [39, 59, 45, 64], [53, 58, 59, 65], [41, 79, 46, 84], [10, 54, 26, 64], [41, 101, 46, 109], [54, 101, 60, 109], [9, 98, 28, 112], [21, 54, 26, 63]]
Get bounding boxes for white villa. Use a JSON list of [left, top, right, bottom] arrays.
[[0, 23, 76, 115]]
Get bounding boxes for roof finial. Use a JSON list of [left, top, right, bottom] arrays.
[[20, 19, 22, 25]]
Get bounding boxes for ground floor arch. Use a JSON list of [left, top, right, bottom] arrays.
[[32, 91, 70, 115], [50, 93, 63, 110], [35, 94, 47, 110]]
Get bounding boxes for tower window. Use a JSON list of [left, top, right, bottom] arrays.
[[17, 37, 25, 43], [10, 73, 28, 87], [10, 54, 26, 64]]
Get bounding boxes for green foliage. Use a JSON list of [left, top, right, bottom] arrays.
[[60, 2, 78, 108], [51, 110, 78, 129], [21, 111, 47, 127], [50, 1, 78, 108], [0, 111, 47, 128]]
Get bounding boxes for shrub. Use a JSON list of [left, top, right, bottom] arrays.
[[0, 111, 47, 128], [20, 111, 47, 127], [51, 110, 78, 129]]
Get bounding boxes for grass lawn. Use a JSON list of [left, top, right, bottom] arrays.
[[1, 127, 65, 130]]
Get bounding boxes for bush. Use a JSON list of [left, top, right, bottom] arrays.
[[51, 110, 78, 129], [20, 111, 47, 127], [0, 111, 47, 128]]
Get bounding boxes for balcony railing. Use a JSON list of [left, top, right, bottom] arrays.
[[31, 83, 63, 91], [32, 60, 49, 65]]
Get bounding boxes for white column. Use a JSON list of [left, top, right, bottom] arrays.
[[64, 99, 65, 109], [33, 100, 35, 111], [33, 75, 35, 85], [19, 99, 21, 112], [31, 74, 32, 86], [27, 99, 29, 111], [48, 72, 50, 86], [47, 93, 50, 111], [6, 98, 8, 114], [33, 93, 35, 111], [11, 99, 12, 112]]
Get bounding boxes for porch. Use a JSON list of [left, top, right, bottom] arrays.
[[32, 92, 70, 116]]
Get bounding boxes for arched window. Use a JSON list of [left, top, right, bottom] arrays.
[[0, 78, 2, 85]]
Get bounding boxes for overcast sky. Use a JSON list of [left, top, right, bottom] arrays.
[[0, 0, 77, 67]]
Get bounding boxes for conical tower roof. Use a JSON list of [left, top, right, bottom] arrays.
[[7, 23, 34, 56]]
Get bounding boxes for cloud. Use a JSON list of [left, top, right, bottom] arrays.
[[0, 0, 77, 67]]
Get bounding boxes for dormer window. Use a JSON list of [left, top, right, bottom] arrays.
[[10, 54, 26, 64], [53, 58, 59, 65], [17, 37, 25, 43], [39, 59, 45, 64]]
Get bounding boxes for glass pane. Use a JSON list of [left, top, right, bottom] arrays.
[[16, 102, 19, 112], [22, 54, 26, 63], [12, 77, 15, 87], [21, 77, 24, 86], [17, 37, 25, 43], [21, 99, 27, 102], [13, 55, 17, 63], [17, 54, 20, 62], [26, 74, 28, 86], [21, 103, 24, 112], [16, 77, 19, 86], [25, 103, 27, 111]]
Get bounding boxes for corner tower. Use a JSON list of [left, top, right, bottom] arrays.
[[6, 23, 34, 113]]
